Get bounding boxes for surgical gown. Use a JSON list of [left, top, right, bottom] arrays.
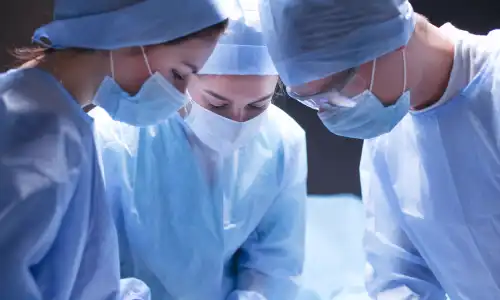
[[0, 68, 120, 299], [361, 29, 500, 300], [90, 104, 307, 300]]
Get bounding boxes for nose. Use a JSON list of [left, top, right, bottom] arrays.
[[228, 107, 246, 122]]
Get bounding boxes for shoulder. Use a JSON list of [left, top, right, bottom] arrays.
[[89, 106, 123, 142], [262, 105, 307, 183], [263, 104, 306, 150], [460, 28, 500, 69], [0, 69, 92, 151], [0, 72, 92, 186], [90, 107, 186, 158], [481, 29, 500, 51], [360, 129, 405, 179], [89, 106, 142, 153], [1, 67, 93, 139], [263, 106, 308, 191]]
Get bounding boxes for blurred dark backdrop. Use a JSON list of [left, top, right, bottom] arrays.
[[1, 0, 499, 196]]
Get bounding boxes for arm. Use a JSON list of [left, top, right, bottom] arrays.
[[91, 115, 136, 278], [360, 142, 446, 299], [228, 132, 307, 300], [0, 112, 76, 299]]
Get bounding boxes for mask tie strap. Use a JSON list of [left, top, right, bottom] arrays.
[[369, 59, 377, 92], [110, 51, 116, 78], [402, 49, 407, 93], [140, 46, 154, 76]]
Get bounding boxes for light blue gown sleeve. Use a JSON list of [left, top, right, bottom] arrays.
[[360, 141, 447, 299], [91, 119, 134, 278], [228, 132, 307, 300], [0, 111, 78, 299]]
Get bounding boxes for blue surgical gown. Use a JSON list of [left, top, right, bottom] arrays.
[[0, 68, 120, 299], [361, 29, 500, 300], [90, 104, 307, 300]]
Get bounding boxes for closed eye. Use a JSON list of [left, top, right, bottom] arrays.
[[172, 70, 185, 81], [249, 95, 273, 108], [250, 101, 270, 108], [209, 103, 228, 109]]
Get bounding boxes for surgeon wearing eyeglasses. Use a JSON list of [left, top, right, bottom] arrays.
[[259, 0, 500, 299]]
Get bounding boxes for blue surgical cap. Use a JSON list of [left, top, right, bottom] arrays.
[[259, 0, 416, 86], [199, 0, 278, 76], [33, 0, 228, 50]]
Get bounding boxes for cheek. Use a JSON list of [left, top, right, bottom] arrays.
[[142, 48, 182, 90], [371, 67, 405, 105], [341, 73, 369, 98], [144, 62, 189, 94], [112, 58, 151, 94]]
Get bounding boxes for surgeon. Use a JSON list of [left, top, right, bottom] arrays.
[[0, 0, 228, 298], [259, 0, 500, 299], [90, 0, 307, 299]]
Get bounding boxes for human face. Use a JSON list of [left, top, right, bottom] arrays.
[[109, 35, 221, 95], [187, 74, 279, 122]]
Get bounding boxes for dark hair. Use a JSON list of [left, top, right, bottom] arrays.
[[275, 78, 286, 96], [83, 104, 96, 113], [10, 47, 91, 66], [11, 19, 229, 65]]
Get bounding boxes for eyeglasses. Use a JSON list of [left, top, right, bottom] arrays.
[[286, 67, 363, 110]]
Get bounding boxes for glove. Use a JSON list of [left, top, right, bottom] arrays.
[[119, 278, 151, 300]]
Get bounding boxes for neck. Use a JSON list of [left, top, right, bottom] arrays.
[[407, 23, 455, 110], [28, 51, 105, 107]]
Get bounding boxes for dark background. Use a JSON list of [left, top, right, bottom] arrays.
[[1, 0, 499, 196]]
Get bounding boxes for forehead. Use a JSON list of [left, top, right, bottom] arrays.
[[200, 74, 276, 87], [197, 75, 278, 97]]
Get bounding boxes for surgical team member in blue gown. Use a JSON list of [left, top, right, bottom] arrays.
[[259, 0, 500, 299], [90, 1, 307, 299], [0, 0, 228, 298]]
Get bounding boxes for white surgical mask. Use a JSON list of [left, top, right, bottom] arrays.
[[185, 100, 267, 155]]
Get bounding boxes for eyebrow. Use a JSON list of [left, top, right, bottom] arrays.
[[253, 93, 275, 103], [205, 90, 274, 104], [183, 62, 199, 74]]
